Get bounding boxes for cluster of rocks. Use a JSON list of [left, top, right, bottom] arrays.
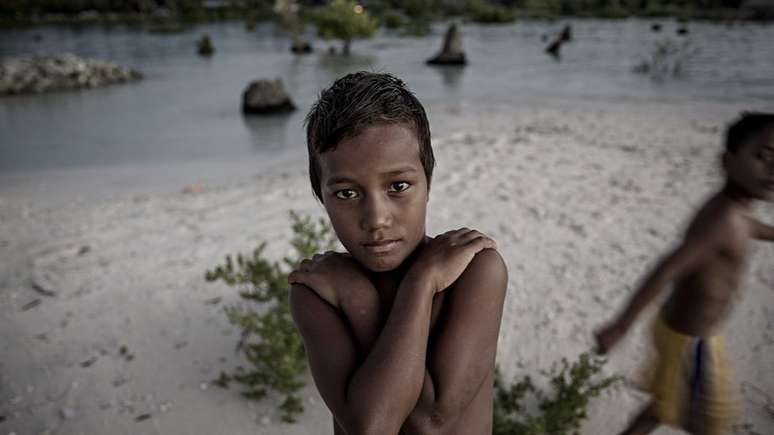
[[0, 53, 143, 96]]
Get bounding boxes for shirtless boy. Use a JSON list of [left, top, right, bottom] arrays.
[[288, 72, 508, 435], [596, 112, 774, 435]]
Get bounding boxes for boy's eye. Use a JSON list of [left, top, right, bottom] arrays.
[[334, 189, 358, 200], [389, 181, 410, 192]]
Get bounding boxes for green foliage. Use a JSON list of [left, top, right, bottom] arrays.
[[494, 352, 621, 435], [205, 211, 337, 423], [197, 34, 214, 55], [381, 10, 405, 29], [632, 37, 698, 80], [466, 0, 516, 23], [312, 0, 378, 55], [520, 0, 562, 18], [397, 0, 442, 19]]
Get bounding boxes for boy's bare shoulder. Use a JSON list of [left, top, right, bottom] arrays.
[[453, 248, 508, 293], [687, 195, 749, 242], [470, 247, 507, 274]]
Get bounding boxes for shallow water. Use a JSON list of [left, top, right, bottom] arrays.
[[0, 19, 772, 189]]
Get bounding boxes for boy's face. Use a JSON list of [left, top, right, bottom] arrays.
[[725, 126, 774, 201], [318, 123, 429, 272]]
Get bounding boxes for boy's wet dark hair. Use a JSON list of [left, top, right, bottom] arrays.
[[726, 112, 774, 153], [305, 71, 434, 201]]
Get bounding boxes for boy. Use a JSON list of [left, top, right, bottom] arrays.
[[288, 72, 508, 435], [596, 113, 774, 435]]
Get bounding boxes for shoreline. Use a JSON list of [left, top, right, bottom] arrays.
[[3, 95, 773, 208]]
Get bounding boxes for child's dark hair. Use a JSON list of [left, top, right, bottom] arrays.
[[304, 71, 434, 201], [726, 112, 774, 153]]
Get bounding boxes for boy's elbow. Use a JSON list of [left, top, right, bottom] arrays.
[[407, 404, 461, 435], [342, 408, 403, 435]]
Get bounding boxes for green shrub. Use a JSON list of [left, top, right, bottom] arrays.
[[466, 0, 517, 23], [494, 352, 621, 435], [382, 10, 406, 29], [312, 0, 379, 55], [401, 17, 432, 36], [205, 211, 337, 422], [632, 37, 698, 80]]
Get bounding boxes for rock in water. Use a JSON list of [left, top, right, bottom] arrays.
[[559, 24, 572, 42], [290, 40, 312, 54], [427, 23, 466, 66], [545, 25, 571, 57], [0, 53, 142, 95], [241, 79, 296, 115], [197, 35, 214, 56], [545, 37, 562, 57]]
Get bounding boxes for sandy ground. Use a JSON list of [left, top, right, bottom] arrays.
[[1, 99, 773, 435]]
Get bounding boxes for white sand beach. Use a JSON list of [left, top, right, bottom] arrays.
[[1, 98, 773, 435]]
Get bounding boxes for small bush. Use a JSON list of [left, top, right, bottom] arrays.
[[382, 10, 406, 29], [632, 37, 698, 80], [401, 17, 432, 36], [466, 0, 517, 23], [205, 211, 337, 422], [494, 352, 621, 435], [312, 0, 379, 55]]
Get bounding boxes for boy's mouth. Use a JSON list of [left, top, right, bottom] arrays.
[[362, 239, 402, 254]]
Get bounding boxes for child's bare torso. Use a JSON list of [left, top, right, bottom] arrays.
[[662, 193, 752, 337], [332, 274, 495, 435]]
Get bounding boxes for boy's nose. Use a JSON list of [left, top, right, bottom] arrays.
[[361, 195, 392, 231]]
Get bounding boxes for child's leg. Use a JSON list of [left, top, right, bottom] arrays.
[[619, 403, 659, 435]]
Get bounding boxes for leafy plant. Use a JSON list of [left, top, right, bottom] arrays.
[[312, 0, 378, 55], [632, 37, 698, 80], [466, 0, 516, 23], [205, 211, 337, 422], [494, 352, 621, 435]]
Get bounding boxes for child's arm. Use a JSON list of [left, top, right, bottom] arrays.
[[750, 218, 774, 241], [289, 252, 381, 353], [402, 248, 507, 434], [596, 230, 721, 353], [289, 229, 495, 435]]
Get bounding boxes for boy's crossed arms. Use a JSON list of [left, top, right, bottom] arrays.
[[289, 229, 507, 435]]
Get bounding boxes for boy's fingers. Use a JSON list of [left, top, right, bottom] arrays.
[[457, 229, 492, 245], [466, 235, 497, 252], [299, 259, 312, 270], [288, 270, 304, 284]]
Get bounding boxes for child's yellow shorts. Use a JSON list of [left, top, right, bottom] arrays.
[[648, 315, 739, 435]]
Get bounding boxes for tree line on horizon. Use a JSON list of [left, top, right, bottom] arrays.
[[0, 0, 761, 26]]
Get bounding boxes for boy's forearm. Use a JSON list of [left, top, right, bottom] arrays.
[[344, 274, 435, 434], [615, 264, 672, 330], [401, 369, 468, 435], [757, 221, 774, 241]]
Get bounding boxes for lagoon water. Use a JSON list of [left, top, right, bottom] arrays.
[[1, 19, 773, 198]]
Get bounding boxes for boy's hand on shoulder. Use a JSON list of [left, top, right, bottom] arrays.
[[410, 228, 497, 294], [594, 322, 626, 355], [288, 251, 371, 308]]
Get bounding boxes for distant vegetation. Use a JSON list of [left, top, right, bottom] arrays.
[[0, 0, 766, 28], [313, 0, 378, 54]]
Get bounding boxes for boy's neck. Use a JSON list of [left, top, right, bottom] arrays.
[[721, 181, 755, 210]]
